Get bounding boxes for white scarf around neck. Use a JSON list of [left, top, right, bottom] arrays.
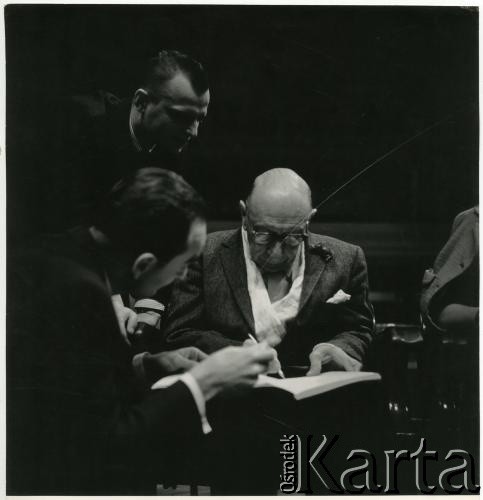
[[241, 228, 305, 346]]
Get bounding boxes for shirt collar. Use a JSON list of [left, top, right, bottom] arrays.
[[128, 107, 157, 153]]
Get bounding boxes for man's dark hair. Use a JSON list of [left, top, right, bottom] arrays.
[[144, 49, 209, 96], [93, 167, 206, 263]]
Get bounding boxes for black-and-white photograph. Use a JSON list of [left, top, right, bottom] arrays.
[[5, 4, 479, 495]]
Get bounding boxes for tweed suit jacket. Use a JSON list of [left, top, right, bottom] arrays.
[[164, 229, 375, 365]]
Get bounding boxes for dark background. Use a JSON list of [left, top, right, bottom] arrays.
[[5, 5, 479, 322]]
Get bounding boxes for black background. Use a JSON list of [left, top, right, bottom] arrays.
[[5, 5, 480, 322], [5, 8, 479, 481], [5, 5, 479, 223]]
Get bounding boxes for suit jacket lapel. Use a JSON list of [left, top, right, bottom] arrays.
[[220, 230, 255, 332], [299, 234, 329, 312]]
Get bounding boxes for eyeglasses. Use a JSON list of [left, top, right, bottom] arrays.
[[246, 218, 308, 248]]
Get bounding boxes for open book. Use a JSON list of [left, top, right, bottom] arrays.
[[151, 370, 381, 400], [255, 371, 381, 400]]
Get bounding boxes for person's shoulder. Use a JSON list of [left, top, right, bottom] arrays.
[[453, 206, 478, 226], [13, 233, 106, 299], [49, 90, 124, 132], [206, 229, 239, 252], [309, 233, 360, 252], [308, 233, 363, 262], [51, 254, 104, 292], [69, 90, 123, 118]]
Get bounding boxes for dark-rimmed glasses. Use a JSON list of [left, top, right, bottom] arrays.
[[245, 217, 308, 248]]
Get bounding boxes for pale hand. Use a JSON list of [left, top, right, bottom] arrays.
[[243, 338, 281, 375], [306, 343, 362, 376], [111, 294, 138, 344], [190, 343, 275, 400], [144, 347, 208, 381]]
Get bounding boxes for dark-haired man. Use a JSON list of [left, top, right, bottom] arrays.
[[129, 50, 209, 157], [17, 50, 210, 236], [7, 168, 274, 495]]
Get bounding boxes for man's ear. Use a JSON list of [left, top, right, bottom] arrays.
[[132, 252, 158, 279], [239, 200, 247, 226], [239, 200, 247, 215], [132, 88, 150, 112]]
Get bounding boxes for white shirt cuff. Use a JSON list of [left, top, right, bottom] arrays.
[[178, 372, 212, 435], [150, 372, 212, 435]]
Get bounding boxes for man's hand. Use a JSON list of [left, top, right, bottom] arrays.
[[144, 347, 208, 381], [111, 294, 137, 344], [306, 343, 362, 376], [190, 343, 275, 400], [243, 338, 281, 375]]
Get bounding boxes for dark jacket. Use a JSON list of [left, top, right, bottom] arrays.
[[7, 227, 201, 495], [18, 91, 180, 236], [164, 229, 375, 366]]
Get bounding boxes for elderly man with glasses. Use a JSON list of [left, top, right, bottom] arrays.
[[164, 168, 375, 376]]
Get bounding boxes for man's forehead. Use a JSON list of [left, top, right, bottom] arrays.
[[169, 100, 209, 115], [247, 197, 311, 224], [157, 73, 210, 108]]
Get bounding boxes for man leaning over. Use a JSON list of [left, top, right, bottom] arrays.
[[7, 168, 274, 495]]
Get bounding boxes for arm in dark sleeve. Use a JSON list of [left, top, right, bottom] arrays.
[[69, 284, 205, 490], [421, 209, 478, 333], [62, 278, 203, 441], [8, 264, 203, 493], [326, 246, 375, 363], [426, 269, 478, 334], [163, 257, 241, 353]]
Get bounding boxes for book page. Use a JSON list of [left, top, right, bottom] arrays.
[[255, 371, 381, 400]]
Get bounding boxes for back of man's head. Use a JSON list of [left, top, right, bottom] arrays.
[[144, 50, 209, 97], [93, 167, 206, 263]]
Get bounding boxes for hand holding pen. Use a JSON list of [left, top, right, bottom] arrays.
[[246, 333, 285, 379]]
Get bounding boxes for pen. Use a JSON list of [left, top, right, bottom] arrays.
[[248, 333, 285, 379]]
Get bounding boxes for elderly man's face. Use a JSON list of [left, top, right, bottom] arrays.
[[142, 72, 210, 154], [244, 207, 308, 274]]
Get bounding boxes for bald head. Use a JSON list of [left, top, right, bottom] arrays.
[[247, 168, 312, 220]]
